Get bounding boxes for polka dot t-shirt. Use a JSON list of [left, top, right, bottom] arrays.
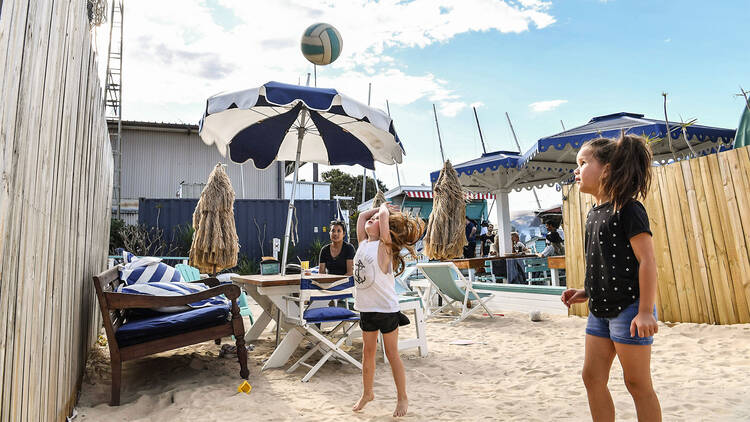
[[584, 200, 651, 318]]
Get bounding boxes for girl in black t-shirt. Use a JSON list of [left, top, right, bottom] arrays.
[[561, 135, 662, 420], [319, 220, 355, 276]]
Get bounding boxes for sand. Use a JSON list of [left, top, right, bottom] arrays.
[[76, 306, 750, 421]]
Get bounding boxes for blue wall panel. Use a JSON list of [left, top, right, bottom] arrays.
[[139, 198, 337, 263]]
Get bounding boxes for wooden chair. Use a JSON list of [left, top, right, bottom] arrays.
[[523, 257, 551, 285], [92, 267, 249, 406]]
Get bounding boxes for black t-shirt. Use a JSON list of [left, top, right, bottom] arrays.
[[584, 201, 651, 318], [546, 231, 563, 244], [465, 221, 476, 242], [319, 243, 355, 275]]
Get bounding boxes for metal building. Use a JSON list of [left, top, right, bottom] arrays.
[[110, 120, 284, 224]]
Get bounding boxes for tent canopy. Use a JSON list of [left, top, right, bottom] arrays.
[[432, 112, 736, 194]]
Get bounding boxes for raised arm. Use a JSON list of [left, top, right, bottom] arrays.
[[357, 208, 379, 244]]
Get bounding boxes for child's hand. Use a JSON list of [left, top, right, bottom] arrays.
[[560, 289, 587, 308], [630, 312, 658, 338], [385, 202, 400, 214]]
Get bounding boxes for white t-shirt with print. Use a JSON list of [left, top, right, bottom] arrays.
[[352, 239, 399, 313]]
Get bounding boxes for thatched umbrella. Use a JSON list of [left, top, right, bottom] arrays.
[[189, 163, 239, 274], [423, 160, 466, 260]]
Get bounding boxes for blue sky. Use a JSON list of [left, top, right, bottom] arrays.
[[94, 0, 749, 214]]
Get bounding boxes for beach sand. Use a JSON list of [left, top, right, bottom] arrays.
[[76, 305, 750, 421]]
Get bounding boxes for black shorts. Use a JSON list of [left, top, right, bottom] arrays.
[[359, 312, 409, 334]]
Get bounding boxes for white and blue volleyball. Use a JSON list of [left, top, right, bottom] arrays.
[[301, 23, 343, 66]]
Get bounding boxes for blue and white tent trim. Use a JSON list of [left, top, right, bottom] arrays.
[[199, 81, 404, 170], [521, 112, 735, 167], [429, 151, 521, 184], [430, 112, 736, 194], [429, 150, 577, 192]]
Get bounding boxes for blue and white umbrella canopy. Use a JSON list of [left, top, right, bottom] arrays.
[[429, 150, 574, 192], [199, 81, 404, 169], [199, 81, 405, 275], [521, 112, 735, 167]]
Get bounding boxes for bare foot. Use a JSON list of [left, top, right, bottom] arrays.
[[393, 397, 408, 417], [352, 392, 374, 412]]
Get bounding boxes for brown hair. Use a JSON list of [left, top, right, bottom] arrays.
[[384, 212, 425, 276], [583, 134, 653, 210]]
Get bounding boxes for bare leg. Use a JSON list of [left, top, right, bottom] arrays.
[[353, 330, 378, 412], [614, 342, 661, 422], [582, 334, 617, 422], [382, 328, 408, 417]]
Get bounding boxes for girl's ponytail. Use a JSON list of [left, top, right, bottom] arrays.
[[600, 134, 653, 210]]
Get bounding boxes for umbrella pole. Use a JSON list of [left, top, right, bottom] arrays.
[[281, 108, 308, 276]]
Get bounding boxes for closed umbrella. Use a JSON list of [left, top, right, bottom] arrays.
[[199, 81, 404, 274], [189, 163, 239, 274]]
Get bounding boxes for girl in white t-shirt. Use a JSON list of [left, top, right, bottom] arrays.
[[352, 202, 423, 418]]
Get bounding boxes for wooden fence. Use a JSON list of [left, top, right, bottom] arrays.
[[0, 1, 112, 421], [563, 146, 750, 324]]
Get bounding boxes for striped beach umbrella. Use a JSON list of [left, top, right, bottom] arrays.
[[199, 81, 404, 274]]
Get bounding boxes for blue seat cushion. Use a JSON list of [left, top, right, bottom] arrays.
[[116, 304, 231, 347], [303, 307, 359, 323]]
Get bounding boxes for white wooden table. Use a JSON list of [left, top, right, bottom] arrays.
[[231, 274, 349, 370]]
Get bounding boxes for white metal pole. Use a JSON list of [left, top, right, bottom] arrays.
[[240, 163, 246, 199], [281, 108, 307, 275]]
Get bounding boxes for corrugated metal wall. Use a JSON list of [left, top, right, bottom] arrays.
[[120, 127, 282, 202], [139, 199, 338, 263]]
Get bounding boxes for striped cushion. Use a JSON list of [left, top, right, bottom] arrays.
[[117, 281, 229, 313], [116, 249, 182, 285]]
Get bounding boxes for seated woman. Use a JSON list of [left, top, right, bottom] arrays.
[[538, 221, 565, 257], [319, 220, 355, 276]]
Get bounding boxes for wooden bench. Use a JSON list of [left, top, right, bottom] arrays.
[[93, 267, 249, 405]]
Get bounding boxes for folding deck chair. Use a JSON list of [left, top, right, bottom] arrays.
[[416, 262, 495, 324], [377, 271, 428, 362], [282, 277, 362, 382]]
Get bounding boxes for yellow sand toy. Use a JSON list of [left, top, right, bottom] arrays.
[[237, 381, 252, 394]]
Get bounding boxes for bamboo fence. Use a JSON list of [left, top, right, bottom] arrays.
[[564, 146, 750, 324], [0, 1, 112, 420]]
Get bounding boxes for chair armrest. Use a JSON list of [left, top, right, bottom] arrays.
[[281, 295, 305, 323], [188, 277, 220, 287], [104, 283, 241, 310]]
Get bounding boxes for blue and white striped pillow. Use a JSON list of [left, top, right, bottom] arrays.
[[116, 249, 182, 285], [117, 281, 229, 313]]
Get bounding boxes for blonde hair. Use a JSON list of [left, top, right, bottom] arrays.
[[383, 212, 425, 276]]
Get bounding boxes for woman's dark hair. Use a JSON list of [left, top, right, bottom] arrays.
[[330, 220, 346, 231], [584, 134, 653, 211]]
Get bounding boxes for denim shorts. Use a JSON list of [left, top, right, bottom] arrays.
[[585, 300, 657, 345]]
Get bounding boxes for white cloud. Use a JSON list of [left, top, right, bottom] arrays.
[[528, 99, 568, 112], [470, 101, 485, 108], [93, 0, 555, 122]]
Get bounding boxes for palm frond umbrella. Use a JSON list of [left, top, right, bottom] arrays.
[[423, 160, 466, 260], [189, 163, 239, 274], [199, 81, 404, 274]]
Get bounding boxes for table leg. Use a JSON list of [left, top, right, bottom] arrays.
[[468, 268, 475, 283], [245, 310, 272, 342], [262, 328, 305, 370], [551, 268, 559, 286]]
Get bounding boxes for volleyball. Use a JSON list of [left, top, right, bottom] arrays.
[[300, 23, 343, 66]]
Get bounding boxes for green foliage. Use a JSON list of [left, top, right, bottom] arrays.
[[109, 218, 126, 253], [171, 223, 195, 256], [280, 242, 297, 264], [234, 254, 259, 275], [306, 238, 326, 266], [111, 224, 177, 257]]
